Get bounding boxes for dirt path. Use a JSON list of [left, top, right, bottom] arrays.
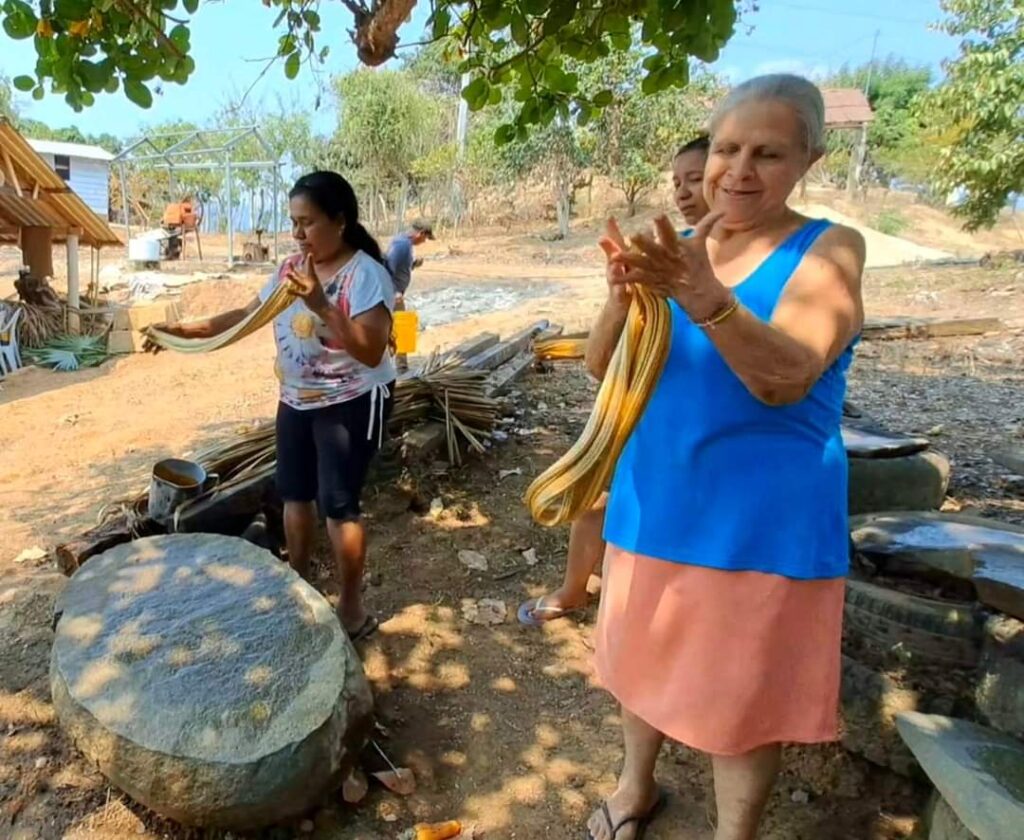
[[1, 242, 1021, 838]]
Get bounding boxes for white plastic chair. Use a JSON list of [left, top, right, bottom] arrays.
[[0, 306, 23, 375]]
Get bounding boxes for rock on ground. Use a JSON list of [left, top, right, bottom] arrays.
[[50, 534, 373, 830], [896, 711, 1024, 840]]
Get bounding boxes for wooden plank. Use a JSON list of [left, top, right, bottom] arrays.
[[444, 331, 500, 362], [863, 317, 1004, 341], [463, 320, 549, 371], [1, 148, 21, 197], [485, 349, 535, 397], [534, 323, 565, 343]]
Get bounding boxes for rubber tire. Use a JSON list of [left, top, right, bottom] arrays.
[[839, 654, 920, 777], [845, 579, 983, 667], [848, 449, 950, 515], [976, 615, 1024, 739]]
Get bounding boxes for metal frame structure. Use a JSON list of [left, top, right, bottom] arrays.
[[113, 126, 282, 265]]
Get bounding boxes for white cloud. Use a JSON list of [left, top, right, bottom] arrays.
[[750, 59, 831, 82]]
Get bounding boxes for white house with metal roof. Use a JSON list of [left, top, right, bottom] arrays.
[[26, 138, 113, 219]]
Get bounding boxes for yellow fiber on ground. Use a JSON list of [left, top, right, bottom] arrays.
[[525, 287, 671, 526], [534, 336, 588, 361], [143, 283, 294, 353]]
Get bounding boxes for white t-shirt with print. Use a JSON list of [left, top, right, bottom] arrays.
[[259, 250, 397, 410]]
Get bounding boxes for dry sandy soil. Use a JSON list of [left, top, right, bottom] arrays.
[[1, 198, 1022, 840]]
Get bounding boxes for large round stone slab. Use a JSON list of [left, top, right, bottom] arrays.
[[50, 534, 373, 830]]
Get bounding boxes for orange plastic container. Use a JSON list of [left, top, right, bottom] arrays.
[[393, 310, 418, 354]]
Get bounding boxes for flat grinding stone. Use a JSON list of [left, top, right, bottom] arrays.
[[851, 512, 1024, 620], [50, 534, 373, 830], [842, 422, 931, 459], [897, 712, 1024, 840]]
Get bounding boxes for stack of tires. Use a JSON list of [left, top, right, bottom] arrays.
[[837, 412, 1024, 840]]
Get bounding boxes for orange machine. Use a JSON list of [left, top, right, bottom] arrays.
[[161, 198, 203, 260]]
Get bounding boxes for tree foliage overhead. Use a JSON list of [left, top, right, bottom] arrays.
[[925, 0, 1023, 229], [1, 0, 743, 136], [577, 47, 720, 215]]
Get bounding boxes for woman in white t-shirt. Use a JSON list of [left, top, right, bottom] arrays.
[[156, 171, 396, 641]]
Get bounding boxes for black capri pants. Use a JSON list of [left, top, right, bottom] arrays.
[[275, 384, 394, 522]]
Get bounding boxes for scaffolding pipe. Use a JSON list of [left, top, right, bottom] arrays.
[[225, 154, 234, 265], [272, 163, 281, 263], [118, 161, 130, 256]]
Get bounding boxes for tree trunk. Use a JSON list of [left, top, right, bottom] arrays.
[[556, 183, 571, 239], [626, 193, 638, 218]]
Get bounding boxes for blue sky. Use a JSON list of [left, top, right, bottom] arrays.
[[1, 0, 957, 138]]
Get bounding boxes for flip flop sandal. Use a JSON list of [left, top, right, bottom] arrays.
[[584, 789, 668, 840], [347, 614, 379, 642], [517, 596, 581, 628]]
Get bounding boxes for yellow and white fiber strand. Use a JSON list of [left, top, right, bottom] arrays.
[[525, 287, 671, 526], [143, 283, 294, 353]]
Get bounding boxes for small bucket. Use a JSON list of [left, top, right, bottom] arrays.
[[149, 458, 216, 528], [393, 310, 418, 355]]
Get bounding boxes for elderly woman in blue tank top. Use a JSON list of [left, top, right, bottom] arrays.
[[583, 74, 865, 840]]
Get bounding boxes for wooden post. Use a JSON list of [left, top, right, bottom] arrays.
[[21, 226, 54, 279], [847, 124, 869, 200], [67, 230, 81, 334]]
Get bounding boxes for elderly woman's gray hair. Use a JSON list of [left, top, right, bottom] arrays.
[[710, 74, 826, 155]]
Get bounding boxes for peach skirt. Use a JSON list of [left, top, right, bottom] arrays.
[[594, 545, 845, 756]]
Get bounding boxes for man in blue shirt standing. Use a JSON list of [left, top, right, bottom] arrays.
[[385, 220, 433, 371]]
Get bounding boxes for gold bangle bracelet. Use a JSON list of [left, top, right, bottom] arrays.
[[699, 295, 740, 329]]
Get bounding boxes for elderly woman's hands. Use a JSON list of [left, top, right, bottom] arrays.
[[611, 213, 733, 324], [597, 218, 633, 309]]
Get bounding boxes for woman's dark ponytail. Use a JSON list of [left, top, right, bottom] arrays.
[[344, 221, 384, 264], [289, 171, 385, 264]]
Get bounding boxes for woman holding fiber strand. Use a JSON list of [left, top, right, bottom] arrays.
[[151, 171, 395, 642], [584, 75, 865, 840]]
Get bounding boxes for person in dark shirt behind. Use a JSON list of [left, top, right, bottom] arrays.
[[385, 220, 434, 372]]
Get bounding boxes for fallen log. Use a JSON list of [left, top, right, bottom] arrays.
[[55, 511, 159, 576], [173, 466, 276, 535], [863, 317, 1004, 341]]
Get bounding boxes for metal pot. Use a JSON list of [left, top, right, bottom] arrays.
[[149, 458, 216, 528]]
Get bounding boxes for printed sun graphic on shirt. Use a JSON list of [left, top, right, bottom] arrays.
[[290, 313, 316, 340]]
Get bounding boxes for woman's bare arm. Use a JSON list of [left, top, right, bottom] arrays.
[[703, 225, 865, 405], [159, 296, 261, 339]]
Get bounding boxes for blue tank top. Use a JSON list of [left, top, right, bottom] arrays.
[[604, 219, 852, 581]]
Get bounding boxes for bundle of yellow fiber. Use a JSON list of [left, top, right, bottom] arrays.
[[143, 283, 294, 353], [525, 286, 671, 526], [534, 336, 588, 361]]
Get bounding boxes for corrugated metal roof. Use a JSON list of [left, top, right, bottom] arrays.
[[0, 118, 120, 248], [822, 88, 874, 128], [27, 138, 116, 162]]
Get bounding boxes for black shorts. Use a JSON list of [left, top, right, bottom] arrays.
[[275, 385, 394, 522]]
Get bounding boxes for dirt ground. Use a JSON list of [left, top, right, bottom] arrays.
[[1, 201, 1023, 839]]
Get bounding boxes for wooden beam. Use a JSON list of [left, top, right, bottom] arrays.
[[31, 180, 40, 200], [1, 147, 22, 197], [66, 232, 81, 334]]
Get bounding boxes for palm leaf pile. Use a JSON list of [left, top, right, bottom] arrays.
[[23, 335, 108, 371]]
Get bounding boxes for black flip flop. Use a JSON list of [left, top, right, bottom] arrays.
[[347, 614, 379, 642], [585, 789, 668, 840]]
